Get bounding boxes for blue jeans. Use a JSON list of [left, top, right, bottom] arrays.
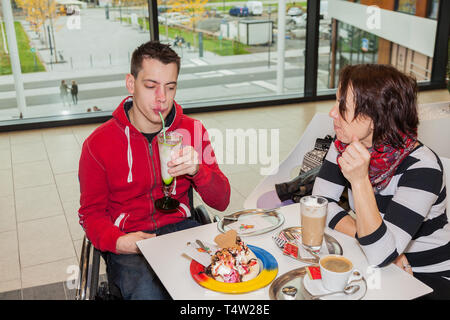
[[104, 218, 201, 300]]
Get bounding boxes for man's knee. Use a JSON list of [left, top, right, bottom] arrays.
[[105, 252, 169, 300]]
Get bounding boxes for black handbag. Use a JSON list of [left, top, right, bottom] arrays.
[[275, 135, 333, 202]]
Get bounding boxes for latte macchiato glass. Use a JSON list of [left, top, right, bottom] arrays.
[[300, 195, 328, 251]]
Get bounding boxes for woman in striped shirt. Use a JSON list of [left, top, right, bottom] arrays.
[[312, 64, 449, 300]]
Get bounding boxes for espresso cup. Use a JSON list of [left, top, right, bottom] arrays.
[[319, 255, 353, 292]]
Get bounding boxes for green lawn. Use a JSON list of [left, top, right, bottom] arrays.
[[208, 0, 308, 11], [0, 22, 45, 75], [134, 17, 250, 56], [158, 24, 250, 56]]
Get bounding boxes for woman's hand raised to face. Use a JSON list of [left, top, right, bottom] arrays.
[[338, 135, 371, 185]]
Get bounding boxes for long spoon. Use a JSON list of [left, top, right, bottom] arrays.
[[310, 284, 360, 300]]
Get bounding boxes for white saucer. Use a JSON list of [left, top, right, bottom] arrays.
[[303, 275, 367, 300]]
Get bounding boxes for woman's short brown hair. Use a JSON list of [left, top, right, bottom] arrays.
[[338, 64, 419, 148], [130, 41, 181, 78]]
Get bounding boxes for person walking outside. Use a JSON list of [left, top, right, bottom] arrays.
[[60, 80, 69, 106], [71, 80, 79, 105]]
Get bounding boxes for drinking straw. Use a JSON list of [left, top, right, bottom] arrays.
[[159, 112, 166, 143]]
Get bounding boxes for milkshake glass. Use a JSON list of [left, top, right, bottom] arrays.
[[155, 131, 183, 212]]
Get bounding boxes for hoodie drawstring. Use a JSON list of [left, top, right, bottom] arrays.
[[125, 126, 133, 183]]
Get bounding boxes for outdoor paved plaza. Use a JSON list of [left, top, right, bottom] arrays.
[[0, 7, 331, 120]]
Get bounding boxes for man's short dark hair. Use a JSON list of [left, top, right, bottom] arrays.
[[338, 64, 419, 148], [130, 41, 181, 78]]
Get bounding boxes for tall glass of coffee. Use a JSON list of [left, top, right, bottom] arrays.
[[300, 195, 328, 251]]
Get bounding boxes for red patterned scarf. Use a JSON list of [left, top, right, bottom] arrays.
[[335, 132, 417, 192]]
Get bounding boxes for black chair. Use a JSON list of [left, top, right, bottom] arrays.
[[75, 188, 212, 300]]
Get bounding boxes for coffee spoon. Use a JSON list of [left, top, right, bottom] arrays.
[[281, 286, 298, 300], [194, 240, 212, 256], [346, 270, 362, 285], [310, 284, 360, 300]]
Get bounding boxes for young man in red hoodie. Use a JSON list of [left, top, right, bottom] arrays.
[[78, 41, 231, 299]]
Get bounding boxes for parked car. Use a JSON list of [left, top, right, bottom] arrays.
[[229, 6, 249, 17], [287, 6, 303, 16], [247, 1, 263, 16], [292, 13, 307, 28], [157, 5, 168, 14]]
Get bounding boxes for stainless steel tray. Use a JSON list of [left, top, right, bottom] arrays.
[[269, 267, 367, 300], [269, 267, 309, 300], [216, 209, 285, 236], [274, 227, 343, 264]]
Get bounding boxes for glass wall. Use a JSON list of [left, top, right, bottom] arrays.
[[328, 22, 378, 88], [0, 0, 308, 122], [0, 0, 447, 125], [317, 0, 440, 95], [0, 0, 152, 121], [156, 0, 306, 108]]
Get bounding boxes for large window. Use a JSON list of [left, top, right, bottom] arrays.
[[0, 0, 448, 127], [1, 0, 308, 122], [317, 0, 443, 95], [1, 0, 152, 121], [328, 22, 378, 88], [156, 0, 306, 108]]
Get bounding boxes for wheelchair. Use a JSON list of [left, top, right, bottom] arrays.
[[75, 188, 212, 300]]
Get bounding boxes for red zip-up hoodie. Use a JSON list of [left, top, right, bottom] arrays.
[[78, 97, 230, 253]]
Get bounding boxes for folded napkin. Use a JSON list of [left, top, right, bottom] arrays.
[[274, 231, 329, 260], [183, 241, 218, 267], [225, 215, 274, 234]]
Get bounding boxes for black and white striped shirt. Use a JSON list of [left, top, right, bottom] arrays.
[[313, 142, 450, 274]]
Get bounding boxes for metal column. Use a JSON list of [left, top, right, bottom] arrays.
[[276, 0, 286, 94], [1, 0, 27, 117], [304, 0, 320, 97]]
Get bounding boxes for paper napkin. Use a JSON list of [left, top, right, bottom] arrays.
[[225, 215, 274, 234], [182, 241, 218, 267], [277, 232, 330, 259]]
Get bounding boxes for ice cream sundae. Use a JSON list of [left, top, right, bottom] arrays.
[[207, 230, 260, 283]]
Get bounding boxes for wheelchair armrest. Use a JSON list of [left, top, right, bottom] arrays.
[[90, 247, 101, 300], [77, 203, 211, 301], [75, 235, 101, 300], [192, 204, 212, 225], [76, 235, 91, 300]]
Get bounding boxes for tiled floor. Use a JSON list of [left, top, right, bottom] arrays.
[[0, 89, 448, 300]]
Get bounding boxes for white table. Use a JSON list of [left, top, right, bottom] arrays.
[[137, 203, 432, 300]]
